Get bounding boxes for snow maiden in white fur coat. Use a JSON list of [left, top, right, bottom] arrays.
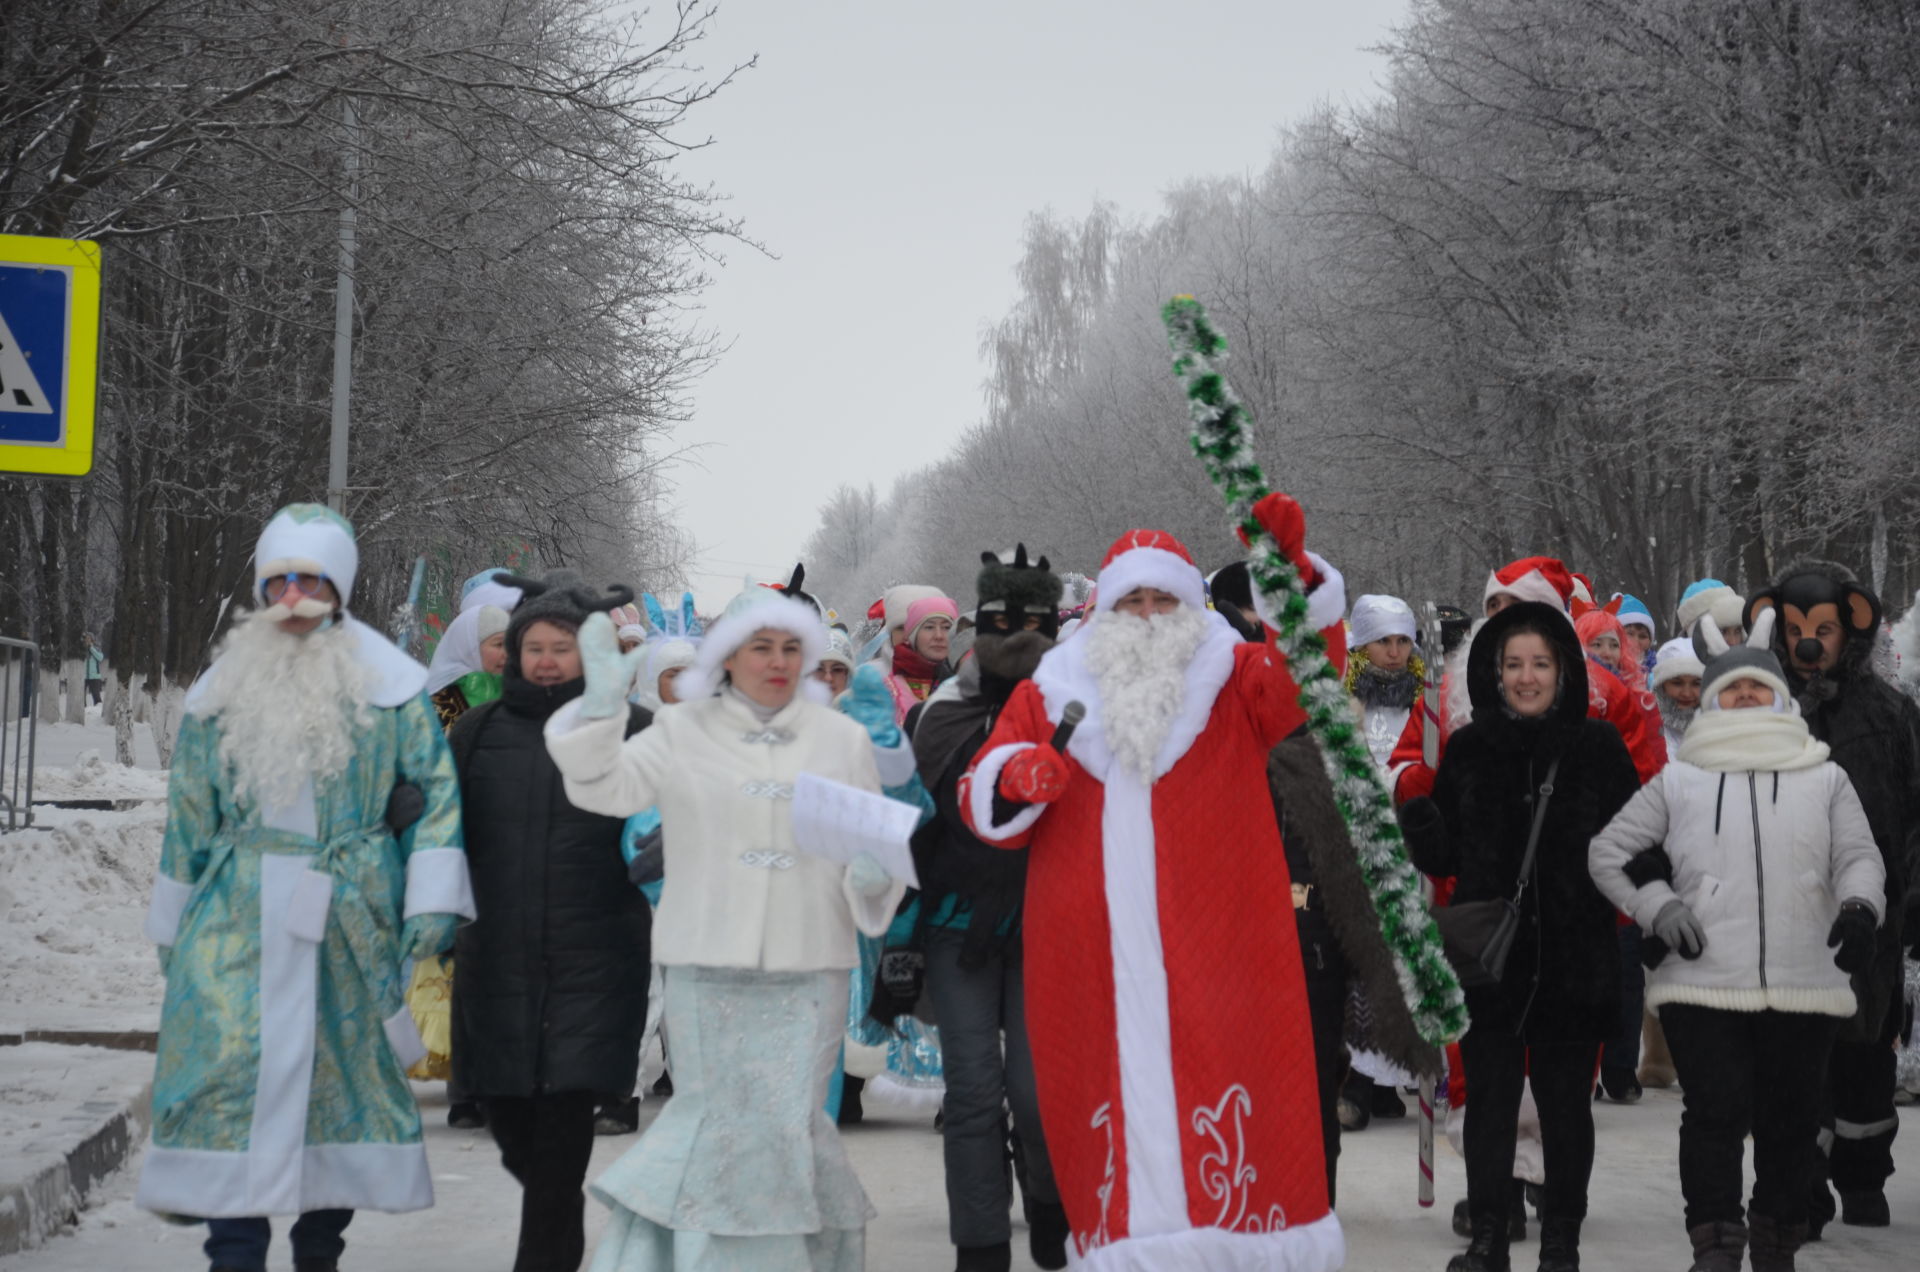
[[544, 591, 908, 1272], [1588, 613, 1884, 1271]]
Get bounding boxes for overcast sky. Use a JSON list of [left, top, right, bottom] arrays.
[[664, 0, 1406, 612]]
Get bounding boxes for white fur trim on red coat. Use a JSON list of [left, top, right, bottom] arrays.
[[1096, 547, 1207, 613], [1072, 1210, 1345, 1272], [966, 741, 1043, 842], [1250, 552, 1345, 638]]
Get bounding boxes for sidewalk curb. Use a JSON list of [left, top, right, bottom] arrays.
[[0, 1076, 152, 1257]]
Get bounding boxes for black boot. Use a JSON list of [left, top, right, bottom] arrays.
[[837, 1074, 864, 1126], [447, 1100, 486, 1130], [1838, 1188, 1889, 1226], [1536, 1217, 1580, 1272], [1685, 1220, 1747, 1272], [1445, 1215, 1511, 1272], [1028, 1201, 1069, 1271], [954, 1240, 1011, 1272], [1747, 1213, 1806, 1272], [1805, 1177, 1833, 1240], [1371, 1083, 1409, 1119], [293, 1261, 339, 1272], [1598, 1065, 1642, 1103], [593, 1095, 640, 1135]]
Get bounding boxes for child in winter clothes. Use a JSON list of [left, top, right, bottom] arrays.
[[1588, 614, 1884, 1272]]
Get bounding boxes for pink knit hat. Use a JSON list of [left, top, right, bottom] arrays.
[[902, 595, 960, 643]]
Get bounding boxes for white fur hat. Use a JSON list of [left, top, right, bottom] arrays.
[[255, 504, 358, 602], [882, 585, 948, 640], [1348, 594, 1417, 649], [677, 592, 826, 701], [1676, 579, 1745, 638], [1649, 637, 1705, 689]]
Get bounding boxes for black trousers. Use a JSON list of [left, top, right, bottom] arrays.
[[1296, 905, 1349, 1208], [1602, 925, 1645, 1072], [1821, 1033, 1900, 1194], [1660, 1004, 1838, 1229], [923, 927, 1058, 1248], [1459, 1029, 1598, 1226], [486, 1091, 598, 1272]]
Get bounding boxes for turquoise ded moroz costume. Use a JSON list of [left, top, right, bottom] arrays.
[[136, 505, 474, 1219]]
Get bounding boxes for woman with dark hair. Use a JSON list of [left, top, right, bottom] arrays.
[[1397, 602, 1641, 1272]]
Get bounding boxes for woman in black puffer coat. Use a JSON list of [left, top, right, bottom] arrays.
[[450, 570, 652, 1272], [1398, 601, 1641, 1272]]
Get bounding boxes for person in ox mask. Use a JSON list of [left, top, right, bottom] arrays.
[[905, 544, 1069, 1272], [1749, 561, 1920, 1235], [136, 504, 472, 1272]]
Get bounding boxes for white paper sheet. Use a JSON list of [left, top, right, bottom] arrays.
[[790, 772, 921, 888]]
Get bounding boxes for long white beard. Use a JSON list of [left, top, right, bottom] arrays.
[[196, 611, 374, 812], [1085, 604, 1210, 783]]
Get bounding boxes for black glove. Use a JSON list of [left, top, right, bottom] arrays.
[[1640, 933, 1671, 969], [385, 781, 425, 835], [1827, 901, 1878, 975], [1623, 846, 1675, 888], [627, 828, 665, 888], [1396, 796, 1444, 847]]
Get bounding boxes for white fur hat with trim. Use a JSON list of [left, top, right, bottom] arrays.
[[255, 504, 358, 602], [676, 591, 827, 701], [1649, 637, 1705, 689]]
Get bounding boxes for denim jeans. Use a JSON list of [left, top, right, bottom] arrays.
[[204, 1209, 352, 1271]]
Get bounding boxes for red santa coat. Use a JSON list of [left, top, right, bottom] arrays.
[[961, 611, 1346, 1272]]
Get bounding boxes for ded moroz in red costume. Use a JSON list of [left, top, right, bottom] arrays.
[[961, 528, 1350, 1272]]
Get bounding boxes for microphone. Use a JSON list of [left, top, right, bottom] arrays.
[[1050, 700, 1086, 753]]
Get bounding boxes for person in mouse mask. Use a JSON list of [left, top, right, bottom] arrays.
[[1749, 560, 1920, 1234]]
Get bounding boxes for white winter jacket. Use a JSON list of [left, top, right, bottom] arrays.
[[544, 690, 906, 972], [1589, 760, 1885, 1017]]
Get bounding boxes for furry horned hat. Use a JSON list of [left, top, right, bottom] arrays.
[[977, 544, 1063, 639]]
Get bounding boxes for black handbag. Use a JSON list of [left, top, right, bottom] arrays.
[[1434, 758, 1559, 988]]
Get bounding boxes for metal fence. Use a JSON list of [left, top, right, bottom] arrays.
[[1, 636, 38, 831]]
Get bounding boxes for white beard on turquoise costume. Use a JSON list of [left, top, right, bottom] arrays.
[[194, 610, 374, 812]]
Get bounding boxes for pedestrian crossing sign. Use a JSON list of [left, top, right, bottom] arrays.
[[0, 233, 102, 478]]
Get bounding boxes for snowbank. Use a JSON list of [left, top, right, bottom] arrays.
[[29, 752, 168, 804], [0, 806, 166, 1034]]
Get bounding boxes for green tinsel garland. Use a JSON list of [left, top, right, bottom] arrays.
[[1162, 294, 1468, 1047]]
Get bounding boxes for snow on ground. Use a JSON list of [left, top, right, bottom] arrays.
[[0, 1043, 153, 1182], [0, 1087, 1911, 1271], [27, 713, 163, 772], [0, 804, 165, 1034], [27, 752, 168, 804]]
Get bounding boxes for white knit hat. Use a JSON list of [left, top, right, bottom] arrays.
[[255, 504, 358, 602], [1348, 594, 1417, 649], [1676, 579, 1745, 638]]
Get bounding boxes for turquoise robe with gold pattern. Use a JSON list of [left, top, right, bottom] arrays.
[[137, 627, 470, 1219]]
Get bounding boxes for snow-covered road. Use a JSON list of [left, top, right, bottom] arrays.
[[1, 1084, 1910, 1271]]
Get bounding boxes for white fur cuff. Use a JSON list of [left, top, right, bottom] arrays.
[[404, 847, 477, 920], [873, 734, 918, 787], [383, 1003, 428, 1071], [967, 742, 1046, 842], [1251, 551, 1346, 636], [145, 872, 195, 946]]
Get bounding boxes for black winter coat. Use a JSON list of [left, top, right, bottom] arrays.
[[1400, 603, 1641, 1045], [1787, 652, 1920, 1042], [450, 673, 652, 1097]]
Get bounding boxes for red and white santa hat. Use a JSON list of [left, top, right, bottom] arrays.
[[1095, 529, 1208, 613], [1483, 556, 1575, 614]]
